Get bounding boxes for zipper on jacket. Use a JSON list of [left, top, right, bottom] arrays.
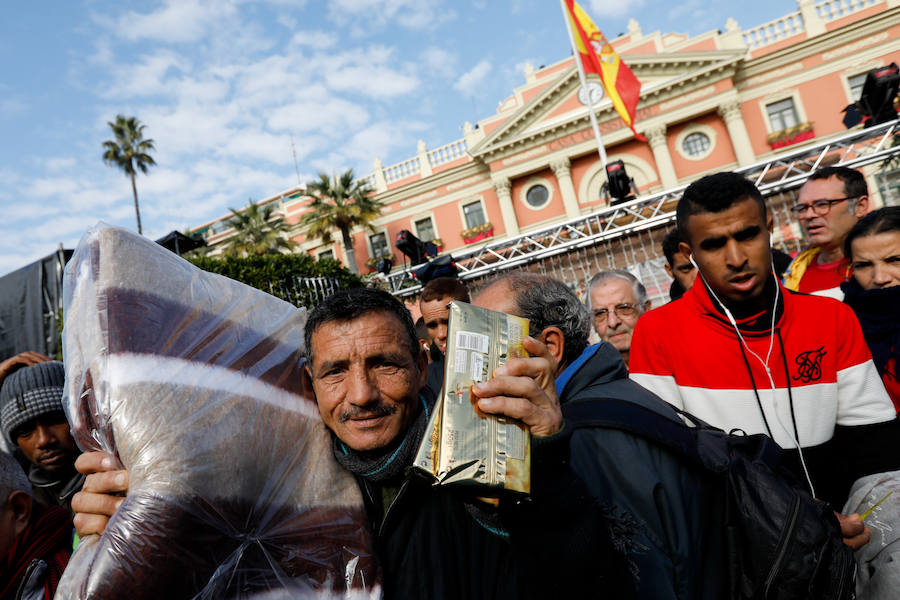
[[831, 545, 854, 600], [14, 558, 42, 600], [763, 492, 802, 597], [377, 479, 410, 540]]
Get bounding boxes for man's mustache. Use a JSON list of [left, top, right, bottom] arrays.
[[339, 404, 398, 423]]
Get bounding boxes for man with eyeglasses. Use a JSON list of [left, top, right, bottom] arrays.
[[588, 270, 652, 368], [784, 166, 870, 299]]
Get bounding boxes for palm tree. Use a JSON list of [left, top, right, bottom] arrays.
[[300, 170, 382, 275], [102, 115, 156, 235], [224, 199, 298, 256]]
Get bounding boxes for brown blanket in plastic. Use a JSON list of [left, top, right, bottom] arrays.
[[57, 224, 378, 599]]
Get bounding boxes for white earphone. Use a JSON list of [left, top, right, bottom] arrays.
[[689, 245, 815, 496]]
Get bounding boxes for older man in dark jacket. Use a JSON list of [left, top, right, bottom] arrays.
[[474, 272, 717, 600], [71, 287, 635, 599]]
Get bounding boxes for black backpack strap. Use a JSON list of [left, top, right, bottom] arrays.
[[562, 398, 714, 471]]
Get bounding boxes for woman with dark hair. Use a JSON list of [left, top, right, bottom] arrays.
[[842, 206, 900, 412]]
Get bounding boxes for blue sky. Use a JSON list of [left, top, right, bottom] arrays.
[[0, 0, 793, 276]]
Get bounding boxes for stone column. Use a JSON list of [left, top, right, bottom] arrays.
[[491, 175, 520, 237], [373, 158, 388, 193], [550, 157, 581, 219], [417, 139, 432, 178], [464, 121, 485, 149], [719, 18, 745, 50], [718, 99, 756, 166], [646, 125, 678, 189], [797, 0, 826, 37]]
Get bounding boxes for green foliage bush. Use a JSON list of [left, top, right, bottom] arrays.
[[187, 253, 361, 308]]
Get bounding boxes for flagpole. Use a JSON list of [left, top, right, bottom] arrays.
[[559, 0, 608, 168]]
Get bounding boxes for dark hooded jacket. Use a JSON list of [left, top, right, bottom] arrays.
[[559, 342, 720, 600], [350, 387, 636, 600], [27, 466, 84, 517]]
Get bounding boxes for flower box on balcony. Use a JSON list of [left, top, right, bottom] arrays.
[[461, 223, 493, 245], [365, 253, 395, 273], [767, 122, 815, 149]]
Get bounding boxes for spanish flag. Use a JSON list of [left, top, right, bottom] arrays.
[[564, 0, 646, 141]]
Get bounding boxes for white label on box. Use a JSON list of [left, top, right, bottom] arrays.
[[470, 352, 486, 382], [456, 331, 490, 353], [506, 424, 526, 460], [453, 349, 468, 374]]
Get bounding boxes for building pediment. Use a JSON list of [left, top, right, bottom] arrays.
[[469, 49, 746, 161]]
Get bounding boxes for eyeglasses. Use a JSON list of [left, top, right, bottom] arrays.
[[789, 197, 857, 216], [592, 303, 639, 321]]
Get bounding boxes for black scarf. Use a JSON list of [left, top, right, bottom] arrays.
[[841, 278, 900, 379], [332, 393, 433, 484]]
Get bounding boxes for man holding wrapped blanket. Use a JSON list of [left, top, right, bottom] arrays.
[[73, 287, 635, 599]]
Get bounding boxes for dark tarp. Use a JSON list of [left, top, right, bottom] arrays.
[[156, 230, 205, 256], [0, 249, 71, 361]]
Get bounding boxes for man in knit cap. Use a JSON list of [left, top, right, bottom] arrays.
[[1, 360, 83, 513]]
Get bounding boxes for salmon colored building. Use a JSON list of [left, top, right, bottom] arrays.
[[192, 0, 900, 303]]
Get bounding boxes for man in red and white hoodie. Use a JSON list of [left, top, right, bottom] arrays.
[[630, 172, 900, 549]]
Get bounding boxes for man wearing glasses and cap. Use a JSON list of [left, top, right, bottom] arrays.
[[784, 166, 871, 299], [588, 270, 652, 368]]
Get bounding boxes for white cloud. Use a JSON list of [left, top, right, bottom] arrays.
[[326, 65, 419, 98], [327, 0, 455, 30], [111, 0, 238, 44], [103, 50, 189, 98], [220, 130, 294, 165], [421, 47, 457, 78], [453, 60, 492, 96], [2, 0, 473, 277], [267, 96, 371, 135], [586, 0, 646, 19], [289, 30, 338, 48], [0, 97, 28, 116]]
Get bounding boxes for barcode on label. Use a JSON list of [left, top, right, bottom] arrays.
[[456, 331, 490, 353]]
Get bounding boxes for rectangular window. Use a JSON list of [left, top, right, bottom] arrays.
[[463, 201, 486, 229], [415, 217, 435, 241], [318, 249, 334, 261], [766, 99, 799, 131], [848, 73, 868, 101], [369, 232, 390, 258]]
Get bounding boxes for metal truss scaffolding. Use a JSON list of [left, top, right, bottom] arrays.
[[382, 119, 900, 298]]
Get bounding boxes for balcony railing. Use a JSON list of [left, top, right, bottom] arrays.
[[742, 11, 805, 49], [427, 138, 468, 168], [816, 0, 879, 22], [383, 156, 421, 184]]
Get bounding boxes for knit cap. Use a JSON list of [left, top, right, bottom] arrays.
[[0, 361, 66, 446]]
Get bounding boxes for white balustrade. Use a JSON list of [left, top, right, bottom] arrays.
[[427, 138, 469, 168], [383, 157, 421, 184], [815, 0, 878, 22], [356, 173, 377, 190], [742, 11, 805, 49]]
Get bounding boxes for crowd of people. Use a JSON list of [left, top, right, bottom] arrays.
[[1, 166, 899, 598]]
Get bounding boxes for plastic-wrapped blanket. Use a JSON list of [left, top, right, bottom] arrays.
[[57, 224, 379, 599]]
